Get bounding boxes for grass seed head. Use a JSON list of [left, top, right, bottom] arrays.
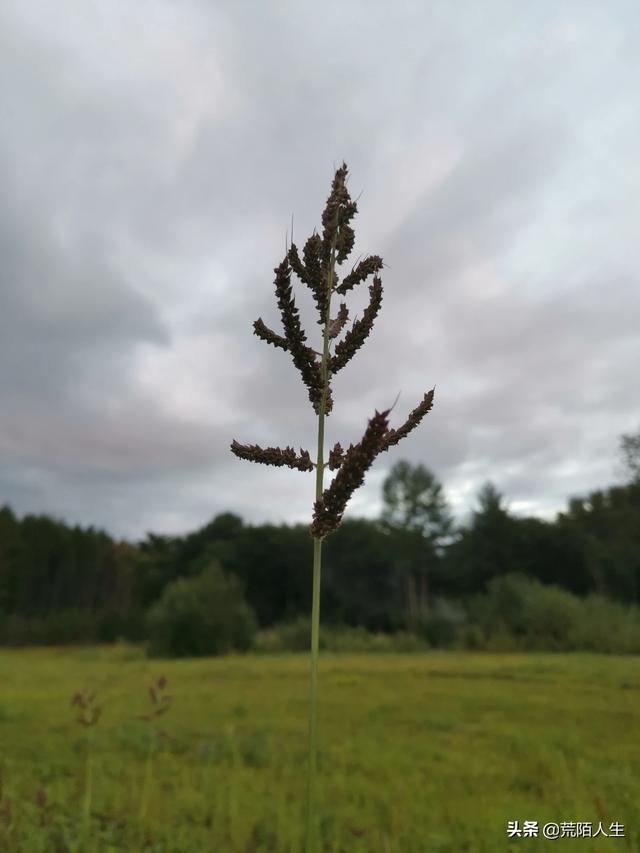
[[140, 675, 172, 722], [71, 688, 102, 727], [231, 163, 435, 541]]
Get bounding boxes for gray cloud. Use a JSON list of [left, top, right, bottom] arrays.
[[1, 0, 638, 539]]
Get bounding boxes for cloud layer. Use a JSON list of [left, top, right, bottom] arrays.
[[1, 0, 638, 539]]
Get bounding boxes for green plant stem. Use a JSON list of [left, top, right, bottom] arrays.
[[305, 234, 337, 853], [82, 730, 93, 841], [306, 537, 322, 852], [139, 728, 155, 824]]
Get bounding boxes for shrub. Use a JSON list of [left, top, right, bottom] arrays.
[[146, 562, 257, 657], [468, 573, 640, 653], [0, 610, 97, 646], [567, 594, 640, 654], [416, 598, 466, 648], [260, 615, 312, 652], [470, 574, 581, 649], [255, 617, 428, 654]]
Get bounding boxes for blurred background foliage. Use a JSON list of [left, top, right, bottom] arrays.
[[0, 428, 639, 656]]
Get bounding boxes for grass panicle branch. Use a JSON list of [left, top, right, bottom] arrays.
[[380, 388, 436, 452], [230, 440, 315, 472], [310, 408, 391, 539], [230, 162, 435, 852], [327, 302, 349, 339], [288, 235, 325, 325], [272, 258, 329, 415], [329, 274, 383, 374], [252, 317, 290, 352], [335, 254, 384, 295]]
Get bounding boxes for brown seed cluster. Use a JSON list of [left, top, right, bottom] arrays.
[[231, 163, 435, 539], [327, 442, 345, 471], [378, 389, 435, 452], [328, 303, 349, 340], [231, 440, 314, 472], [336, 254, 384, 295], [329, 275, 383, 375], [310, 409, 391, 538], [273, 257, 330, 415], [288, 234, 325, 326], [252, 317, 289, 353]]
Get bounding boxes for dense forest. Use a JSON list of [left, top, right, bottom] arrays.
[[0, 430, 638, 650]]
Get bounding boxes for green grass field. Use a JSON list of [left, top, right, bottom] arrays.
[[0, 646, 638, 852]]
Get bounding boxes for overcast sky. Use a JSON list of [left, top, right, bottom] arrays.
[[1, 1, 638, 541]]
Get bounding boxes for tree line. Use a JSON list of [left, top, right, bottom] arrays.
[[0, 429, 638, 647]]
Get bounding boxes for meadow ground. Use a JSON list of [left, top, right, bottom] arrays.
[[0, 646, 638, 852]]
